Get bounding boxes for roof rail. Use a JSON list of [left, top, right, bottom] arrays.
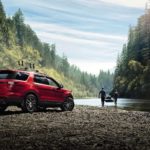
[[36, 72, 47, 76], [17, 67, 28, 71]]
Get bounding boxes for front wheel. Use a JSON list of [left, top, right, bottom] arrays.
[[61, 97, 74, 111], [22, 94, 37, 113]]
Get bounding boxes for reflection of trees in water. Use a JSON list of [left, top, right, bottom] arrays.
[[122, 101, 150, 112]]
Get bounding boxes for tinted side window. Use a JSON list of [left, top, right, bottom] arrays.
[[34, 75, 49, 85], [15, 72, 29, 81], [0, 71, 16, 79], [47, 78, 59, 87]]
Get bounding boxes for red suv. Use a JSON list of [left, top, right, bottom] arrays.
[[0, 69, 74, 113]]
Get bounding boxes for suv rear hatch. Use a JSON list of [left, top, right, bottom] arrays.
[[0, 70, 16, 95], [0, 70, 29, 95]]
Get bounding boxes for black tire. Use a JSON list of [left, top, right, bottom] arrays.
[[61, 97, 74, 111], [0, 105, 7, 113], [22, 94, 37, 113]]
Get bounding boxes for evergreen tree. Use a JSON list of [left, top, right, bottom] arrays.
[[50, 44, 56, 68], [13, 9, 24, 47], [0, 0, 9, 46], [60, 54, 69, 76], [114, 5, 150, 99]]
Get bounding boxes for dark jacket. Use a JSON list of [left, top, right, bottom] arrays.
[[99, 90, 106, 98]]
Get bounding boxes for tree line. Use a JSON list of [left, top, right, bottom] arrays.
[[0, 1, 113, 98], [113, 6, 150, 99]]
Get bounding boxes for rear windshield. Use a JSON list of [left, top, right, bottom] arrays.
[[0, 71, 16, 79], [0, 71, 29, 81]]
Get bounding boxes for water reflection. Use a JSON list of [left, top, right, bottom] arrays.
[[75, 98, 150, 112]]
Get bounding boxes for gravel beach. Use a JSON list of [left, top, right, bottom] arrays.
[[0, 106, 150, 150]]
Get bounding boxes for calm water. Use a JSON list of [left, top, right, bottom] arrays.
[[74, 98, 150, 112]]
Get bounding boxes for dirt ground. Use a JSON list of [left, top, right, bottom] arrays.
[[0, 106, 150, 150]]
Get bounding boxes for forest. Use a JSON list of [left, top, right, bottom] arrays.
[[113, 6, 150, 99], [0, 1, 113, 98]]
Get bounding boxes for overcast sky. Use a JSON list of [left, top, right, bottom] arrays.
[[2, 0, 147, 75]]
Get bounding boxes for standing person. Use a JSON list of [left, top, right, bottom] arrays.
[[99, 88, 106, 107], [114, 90, 119, 105]]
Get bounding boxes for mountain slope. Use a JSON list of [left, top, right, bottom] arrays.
[[113, 7, 150, 99], [0, 0, 113, 98]]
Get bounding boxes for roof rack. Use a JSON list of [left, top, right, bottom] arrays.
[[17, 67, 28, 71], [35, 71, 47, 76], [18, 60, 35, 70], [1, 60, 48, 76]]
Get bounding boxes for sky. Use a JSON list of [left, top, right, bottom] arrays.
[[2, 0, 148, 75]]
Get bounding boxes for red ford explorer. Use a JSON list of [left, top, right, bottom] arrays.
[[0, 69, 74, 113]]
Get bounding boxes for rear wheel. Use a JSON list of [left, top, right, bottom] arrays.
[[61, 97, 74, 111], [0, 105, 7, 112], [22, 94, 37, 113]]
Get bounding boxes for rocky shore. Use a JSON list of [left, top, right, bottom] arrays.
[[0, 106, 150, 150]]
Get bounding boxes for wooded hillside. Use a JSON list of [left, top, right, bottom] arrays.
[[113, 7, 150, 99], [0, 1, 113, 98]]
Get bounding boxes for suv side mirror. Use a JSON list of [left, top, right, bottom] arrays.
[[59, 83, 64, 88]]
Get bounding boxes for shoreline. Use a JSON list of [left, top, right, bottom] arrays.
[[75, 98, 150, 112], [0, 106, 150, 150]]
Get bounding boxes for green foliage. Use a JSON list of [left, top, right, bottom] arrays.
[[114, 8, 150, 99], [98, 70, 113, 93], [58, 54, 69, 76], [13, 9, 24, 47], [0, 0, 9, 46], [0, 1, 114, 98]]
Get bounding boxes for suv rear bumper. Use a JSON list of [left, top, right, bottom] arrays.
[[0, 95, 23, 106]]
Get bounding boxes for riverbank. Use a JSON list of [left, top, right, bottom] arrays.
[[75, 98, 150, 112], [0, 106, 150, 150]]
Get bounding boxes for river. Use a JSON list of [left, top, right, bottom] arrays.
[[74, 98, 150, 112]]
